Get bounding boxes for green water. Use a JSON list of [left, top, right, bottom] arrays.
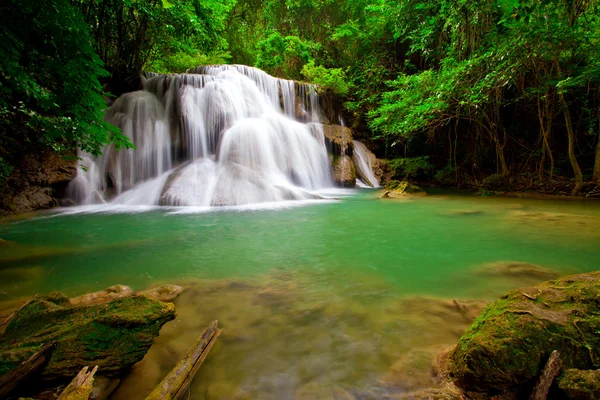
[[1, 191, 599, 398]]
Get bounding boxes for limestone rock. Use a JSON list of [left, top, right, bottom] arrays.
[[312, 124, 354, 157], [557, 369, 600, 400], [137, 285, 184, 302], [448, 271, 600, 397], [332, 156, 356, 188], [70, 285, 134, 306], [0, 292, 175, 380]]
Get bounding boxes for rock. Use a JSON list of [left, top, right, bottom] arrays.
[[137, 285, 184, 302], [332, 156, 356, 188], [0, 292, 175, 380], [510, 211, 600, 237], [476, 261, 560, 281], [1, 150, 76, 214], [380, 349, 438, 391], [392, 387, 464, 400], [448, 271, 600, 397], [89, 375, 120, 400], [557, 369, 600, 400], [70, 285, 134, 306], [382, 180, 427, 198], [442, 210, 485, 216], [313, 124, 354, 157]]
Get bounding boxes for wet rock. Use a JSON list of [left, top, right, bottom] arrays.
[[392, 387, 464, 400], [70, 285, 133, 306], [476, 261, 560, 281], [448, 271, 600, 397], [0, 292, 175, 380], [332, 156, 356, 188], [137, 284, 184, 302], [557, 369, 600, 400], [314, 124, 354, 157], [89, 375, 121, 400], [443, 209, 485, 216], [482, 173, 508, 191], [381, 180, 427, 198]]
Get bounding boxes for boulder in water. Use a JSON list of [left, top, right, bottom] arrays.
[[381, 180, 426, 198], [0, 292, 175, 380], [70, 285, 133, 306], [482, 173, 508, 191], [476, 261, 560, 281], [138, 284, 184, 302], [332, 156, 356, 187], [448, 271, 600, 397]]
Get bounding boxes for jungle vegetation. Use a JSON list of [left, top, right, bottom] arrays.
[[1, 0, 599, 193]]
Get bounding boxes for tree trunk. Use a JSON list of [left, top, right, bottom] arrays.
[[558, 92, 583, 195], [593, 110, 600, 186]]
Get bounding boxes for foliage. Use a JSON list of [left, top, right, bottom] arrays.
[[389, 156, 433, 179], [255, 32, 321, 79], [301, 61, 349, 95], [0, 0, 132, 182]]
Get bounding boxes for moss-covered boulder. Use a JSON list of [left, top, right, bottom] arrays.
[[0, 292, 175, 380], [381, 180, 427, 198], [557, 369, 600, 400], [448, 271, 600, 397]]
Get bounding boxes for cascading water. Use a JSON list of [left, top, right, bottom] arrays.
[[67, 65, 334, 207], [353, 141, 380, 188]]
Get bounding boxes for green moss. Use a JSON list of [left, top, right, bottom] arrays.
[[557, 369, 600, 399], [449, 271, 600, 395], [0, 294, 175, 380]]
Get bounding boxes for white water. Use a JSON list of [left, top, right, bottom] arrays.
[[353, 141, 380, 188], [67, 65, 335, 207]]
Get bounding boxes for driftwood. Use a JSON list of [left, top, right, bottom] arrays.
[[0, 341, 55, 400], [146, 320, 221, 400], [529, 350, 562, 400], [57, 366, 98, 400]]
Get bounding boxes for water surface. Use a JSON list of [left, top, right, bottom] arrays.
[[1, 191, 599, 398]]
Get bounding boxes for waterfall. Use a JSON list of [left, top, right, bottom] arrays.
[[353, 141, 380, 188], [67, 65, 334, 207]]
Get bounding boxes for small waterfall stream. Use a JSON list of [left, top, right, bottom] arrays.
[[67, 65, 338, 207], [353, 141, 380, 188]]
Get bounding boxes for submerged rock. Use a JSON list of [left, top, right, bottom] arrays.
[[448, 271, 600, 397], [137, 284, 184, 302], [476, 261, 560, 281], [0, 292, 175, 380], [557, 369, 600, 400], [70, 285, 133, 306], [332, 156, 356, 188]]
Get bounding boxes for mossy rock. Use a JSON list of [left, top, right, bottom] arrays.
[[382, 180, 426, 198], [0, 291, 175, 380], [449, 272, 600, 397], [557, 369, 600, 400]]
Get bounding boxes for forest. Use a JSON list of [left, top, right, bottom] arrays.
[[1, 0, 600, 198]]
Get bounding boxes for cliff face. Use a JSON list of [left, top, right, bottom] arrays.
[[0, 150, 76, 215]]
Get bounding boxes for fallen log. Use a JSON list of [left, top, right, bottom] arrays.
[[58, 365, 98, 400], [529, 350, 562, 400], [0, 341, 55, 400], [146, 320, 221, 400]]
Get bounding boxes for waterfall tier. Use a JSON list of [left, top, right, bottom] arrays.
[[67, 65, 338, 207]]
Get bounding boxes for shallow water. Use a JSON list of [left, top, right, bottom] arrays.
[[1, 190, 599, 398]]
